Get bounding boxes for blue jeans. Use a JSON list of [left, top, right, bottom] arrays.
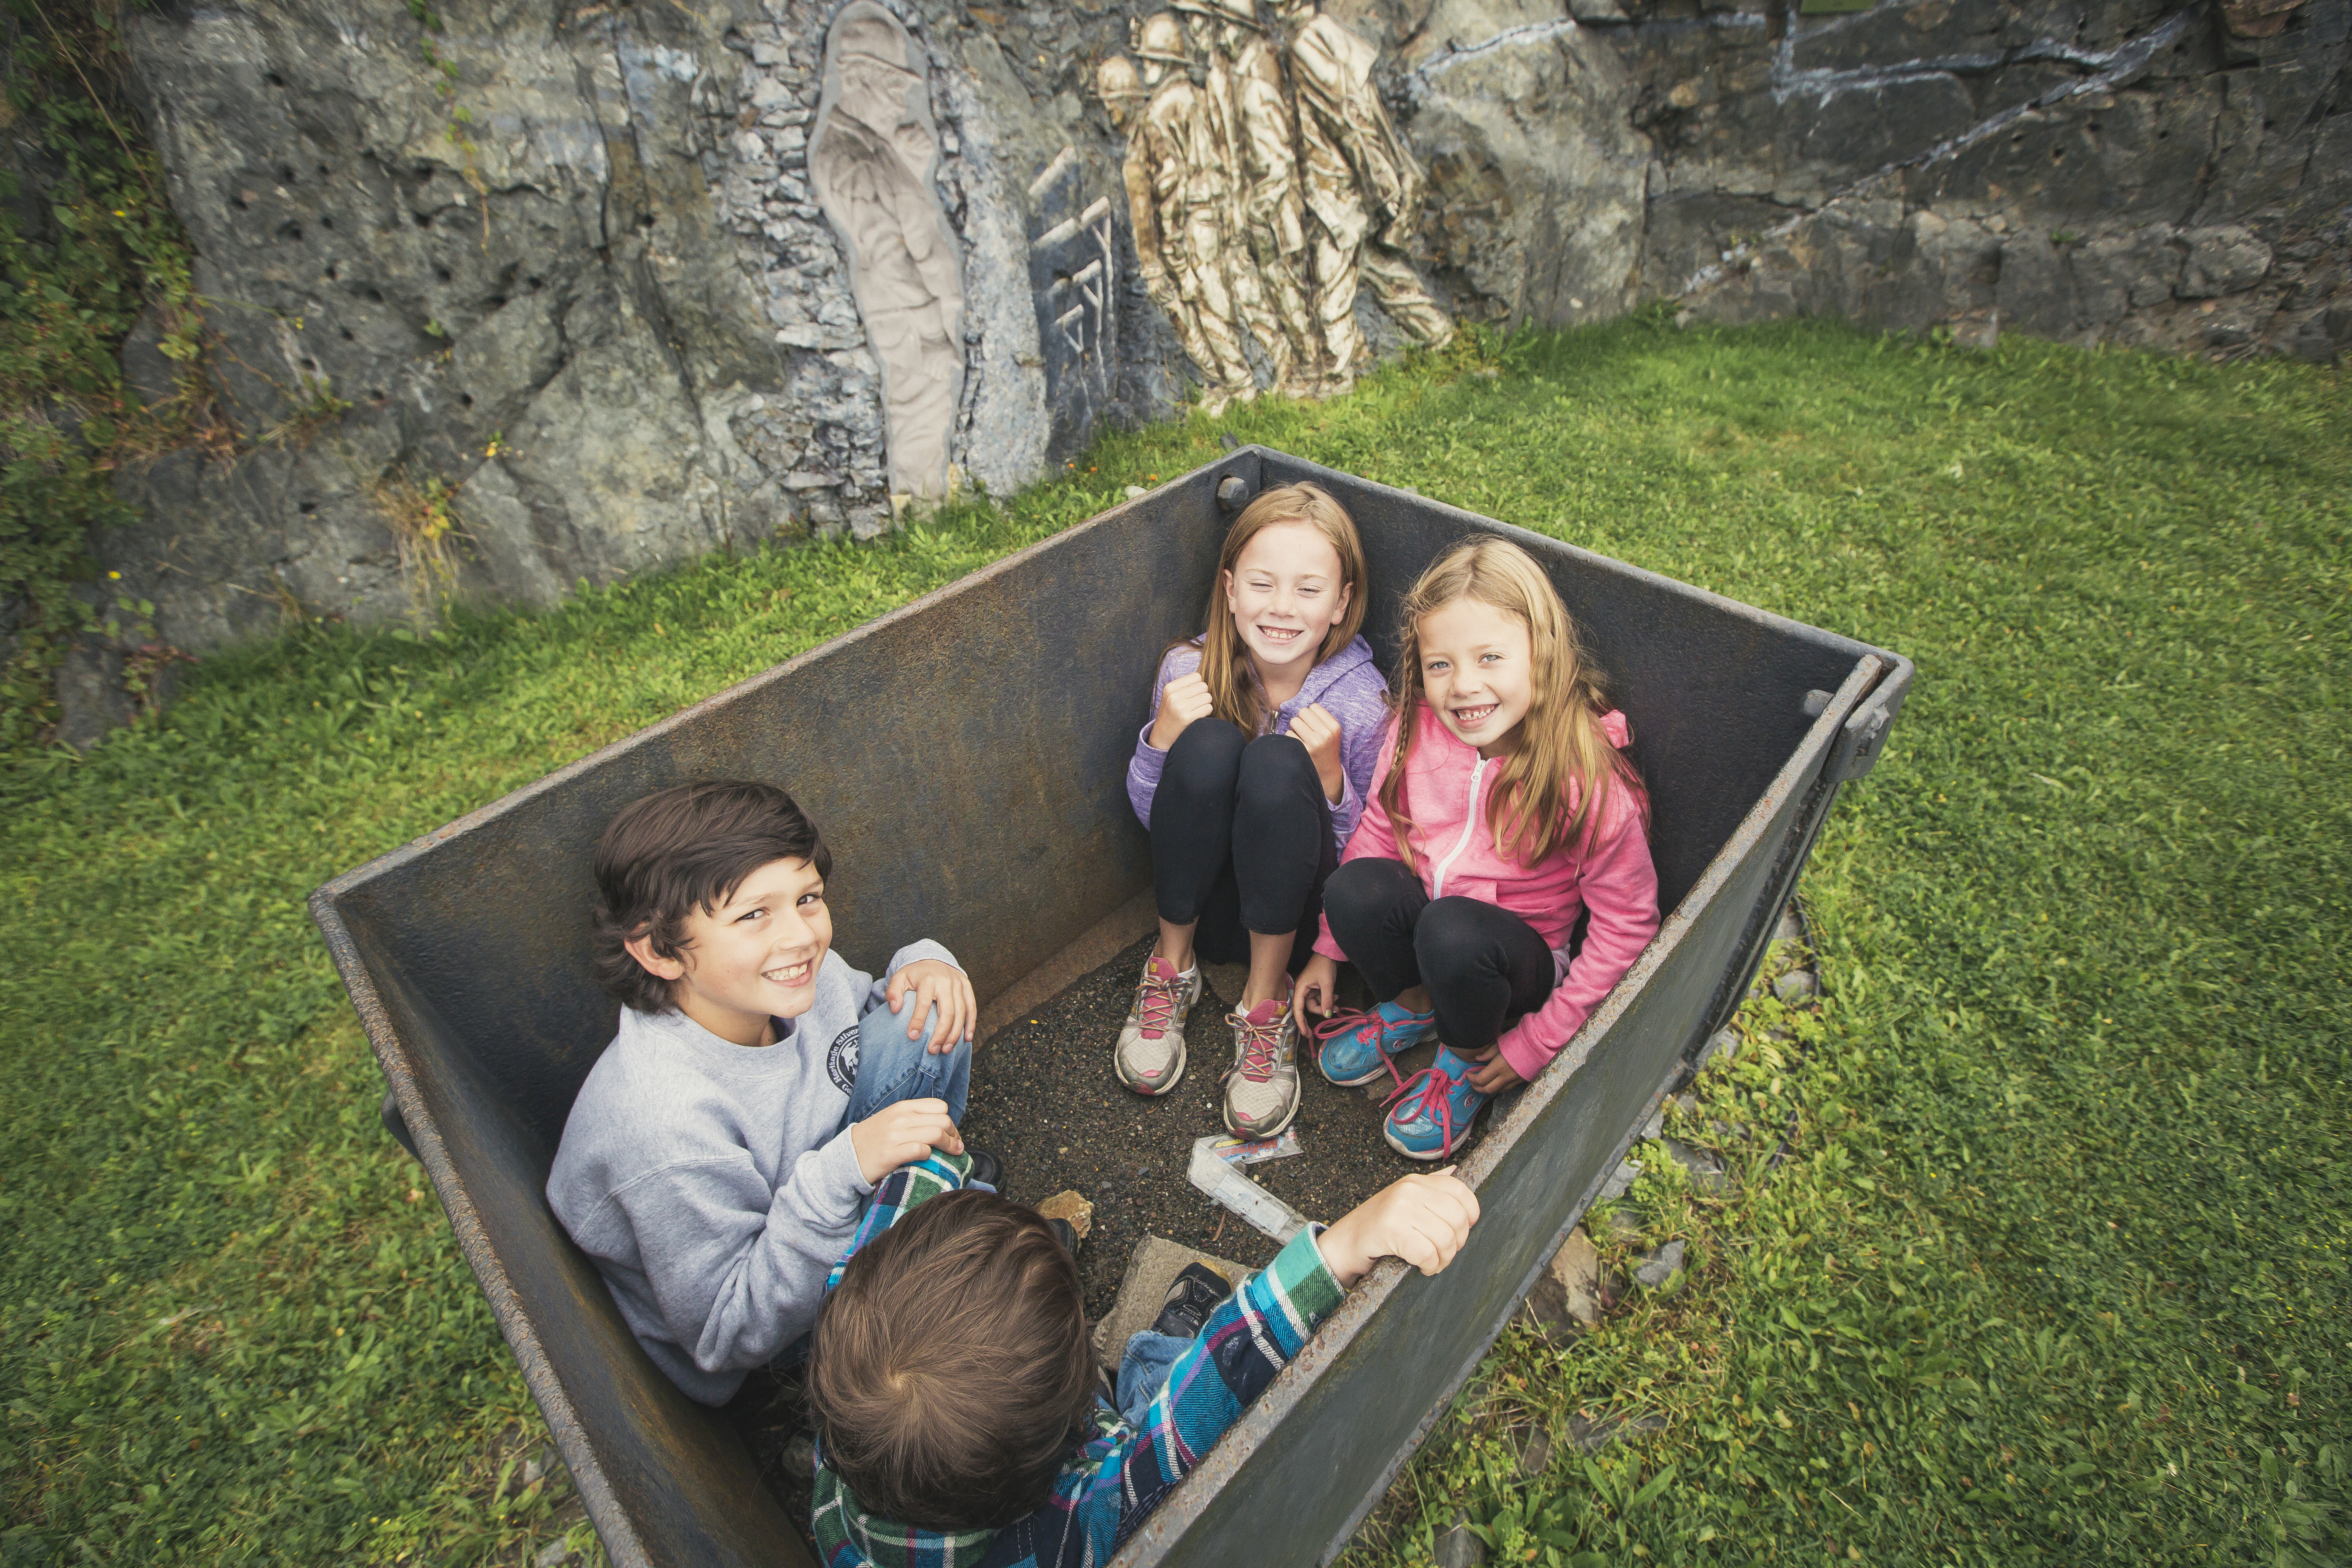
[[841, 992, 972, 1127], [771, 996, 972, 1374], [1116, 1330, 1193, 1423]]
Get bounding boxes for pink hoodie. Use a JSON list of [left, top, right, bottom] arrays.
[[1314, 705, 1661, 1083]]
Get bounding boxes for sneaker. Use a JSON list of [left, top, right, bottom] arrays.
[[1151, 1262, 1235, 1338], [1222, 998, 1301, 1138], [1314, 1002, 1437, 1089], [1382, 1045, 1491, 1161], [964, 1149, 1003, 1192], [1114, 955, 1203, 1096], [1045, 1216, 1081, 1257]]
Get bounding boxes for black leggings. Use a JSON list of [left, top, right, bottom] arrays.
[[1152, 719, 1336, 974], [1321, 858, 1556, 1056]]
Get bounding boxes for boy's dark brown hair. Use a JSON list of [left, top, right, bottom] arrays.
[[590, 780, 833, 1013], [809, 1190, 1098, 1529]]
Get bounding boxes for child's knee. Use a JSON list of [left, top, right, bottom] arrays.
[[857, 992, 954, 1070], [1327, 856, 1415, 918], [1234, 733, 1318, 809], [1414, 897, 1495, 976], [1165, 715, 1248, 781]]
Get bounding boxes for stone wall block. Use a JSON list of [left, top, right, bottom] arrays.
[[2180, 225, 2274, 296], [1409, 20, 1649, 325]]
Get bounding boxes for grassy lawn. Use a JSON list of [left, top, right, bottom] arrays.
[[2, 317, 2343, 1566]]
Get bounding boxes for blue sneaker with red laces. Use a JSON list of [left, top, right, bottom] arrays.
[[1313, 1002, 1437, 1088], [1382, 1045, 1491, 1161]]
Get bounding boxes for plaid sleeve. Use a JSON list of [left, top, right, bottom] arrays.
[[1016, 1227, 1348, 1568], [824, 1149, 972, 1293]]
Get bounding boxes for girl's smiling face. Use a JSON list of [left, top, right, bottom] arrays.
[[1418, 596, 1534, 757], [1222, 520, 1352, 684], [624, 855, 833, 1047]]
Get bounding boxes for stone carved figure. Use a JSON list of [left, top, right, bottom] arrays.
[[1212, 0, 1321, 394], [1275, 0, 1453, 392], [1099, 0, 1451, 407], [810, 3, 965, 499], [1101, 53, 1227, 391], [1131, 13, 1260, 415], [1175, 0, 1292, 394]]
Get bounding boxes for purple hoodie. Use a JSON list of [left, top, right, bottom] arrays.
[[1126, 635, 1392, 854]]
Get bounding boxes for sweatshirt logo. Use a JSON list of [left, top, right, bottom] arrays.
[[826, 1026, 860, 1095]]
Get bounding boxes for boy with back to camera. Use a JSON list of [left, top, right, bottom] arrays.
[[548, 780, 984, 1406], [806, 1157, 1481, 1567]]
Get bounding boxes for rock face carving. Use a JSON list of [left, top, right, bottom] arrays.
[[1026, 145, 1120, 457], [810, 3, 966, 501], [1100, 0, 1454, 409], [47, 0, 2346, 740]]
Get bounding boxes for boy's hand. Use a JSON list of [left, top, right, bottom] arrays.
[[1293, 954, 1341, 1021], [1290, 703, 1345, 802], [1148, 671, 1214, 751], [1459, 1044, 1527, 1094], [1316, 1169, 1479, 1287], [887, 958, 975, 1052], [850, 1098, 963, 1187]]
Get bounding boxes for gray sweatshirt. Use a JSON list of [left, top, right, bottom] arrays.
[[546, 938, 955, 1405]]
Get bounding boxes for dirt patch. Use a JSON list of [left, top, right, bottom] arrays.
[[960, 934, 1455, 1322]]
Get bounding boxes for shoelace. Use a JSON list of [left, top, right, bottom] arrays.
[[1134, 970, 1186, 1040], [1383, 1062, 1472, 1151], [1235, 1010, 1287, 1080], [1312, 1008, 1417, 1093]]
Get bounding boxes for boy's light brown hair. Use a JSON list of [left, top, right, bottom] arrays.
[[809, 1190, 1098, 1529], [589, 780, 833, 1013]]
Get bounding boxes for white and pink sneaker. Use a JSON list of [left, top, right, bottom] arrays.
[[1222, 997, 1301, 1138], [1114, 954, 1203, 1096]]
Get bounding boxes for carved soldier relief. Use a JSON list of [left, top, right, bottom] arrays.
[[811, 3, 965, 500], [1096, 0, 1451, 407]]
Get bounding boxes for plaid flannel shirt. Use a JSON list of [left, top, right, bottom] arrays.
[[811, 1152, 1345, 1568]]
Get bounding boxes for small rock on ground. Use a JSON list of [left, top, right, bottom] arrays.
[[1037, 1189, 1095, 1240], [1597, 1157, 1643, 1201], [1568, 1409, 1666, 1453], [1633, 1238, 1686, 1290], [1434, 1508, 1488, 1568], [532, 1540, 579, 1568], [1663, 1137, 1731, 1196], [1773, 968, 1819, 1003], [1525, 1227, 1603, 1332], [1519, 1430, 1554, 1479], [1696, 1027, 1738, 1071], [1773, 902, 1804, 945]]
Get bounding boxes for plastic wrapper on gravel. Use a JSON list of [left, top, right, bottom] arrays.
[[312, 447, 1912, 1568]]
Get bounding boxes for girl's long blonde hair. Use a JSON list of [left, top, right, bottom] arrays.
[[1176, 482, 1370, 737], [1378, 536, 1646, 869]]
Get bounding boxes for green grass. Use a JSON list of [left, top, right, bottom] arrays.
[[2, 318, 2344, 1566]]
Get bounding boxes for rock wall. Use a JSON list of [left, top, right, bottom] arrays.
[[71, 0, 2349, 732], [1619, 0, 2352, 357]]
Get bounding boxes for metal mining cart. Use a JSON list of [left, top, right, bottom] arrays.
[[312, 448, 1913, 1568]]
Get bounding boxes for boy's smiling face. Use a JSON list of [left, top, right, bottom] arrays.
[[625, 855, 832, 1047]]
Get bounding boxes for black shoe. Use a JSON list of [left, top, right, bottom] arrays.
[[1045, 1216, 1081, 1257], [966, 1149, 1003, 1190], [1151, 1262, 1235, 1339]]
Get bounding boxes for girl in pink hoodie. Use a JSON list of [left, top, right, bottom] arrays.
[[1295, 537, 1660, 1160]]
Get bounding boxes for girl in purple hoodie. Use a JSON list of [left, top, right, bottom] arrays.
[[1296, 536, 1661, 1160], [1120, 483, 1393, 1139]]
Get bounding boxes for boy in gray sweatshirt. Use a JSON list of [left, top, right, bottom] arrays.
[[548, 780, 978, 1406]]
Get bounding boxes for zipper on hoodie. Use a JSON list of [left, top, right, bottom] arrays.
[[1430, 755, 1489, 899]]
